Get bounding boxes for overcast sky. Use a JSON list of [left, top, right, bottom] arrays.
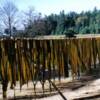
[[14, 0, 100, 15], [1, 0, 100, 15]]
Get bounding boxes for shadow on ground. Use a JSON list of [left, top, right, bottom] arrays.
[[8, 65, 100, 100]]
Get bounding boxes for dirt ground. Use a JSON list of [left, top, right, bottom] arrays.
[[0, 76, 100, 100]]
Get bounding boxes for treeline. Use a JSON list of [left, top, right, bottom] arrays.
[[1, 1, 100, 37], [23, 7, 100, 36]]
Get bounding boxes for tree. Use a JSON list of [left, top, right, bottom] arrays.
[[22, 7, 42, 36], [54, 11, 65, 34], [30, 19, 49, 36], [0, 0, 18, 36], [22, 7, 36, 29], [45, 15, 57, 35]]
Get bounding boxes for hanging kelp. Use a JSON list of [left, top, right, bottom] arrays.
[[0, 40, 9, 98], [68, 39, 81, 79], [91, 38, 98, 68], [57, 40, 61, 81], [50, 40, 54, 79], [96, 37, 100, 63], [58, 40, 65, 78], [79, 38, 92, 72], [62, 39, 69, 77], [17, 39, 26, 89], [50, 40, 56, 81], [53, 40, 58, 78], [0, 36, 100, 99], [71, 39, 82, 78], [22, 39, 31, 86]]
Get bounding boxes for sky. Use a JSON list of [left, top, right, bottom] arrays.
[[0, 0, 100, 15], [13, 0, 100, 16], [0, 0, 100, 31]]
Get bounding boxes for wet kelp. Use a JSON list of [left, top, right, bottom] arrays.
[[0, 37, 99, 98]]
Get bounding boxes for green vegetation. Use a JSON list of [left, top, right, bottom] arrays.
[[23, 7, 100, 36], [1, 0, 100, 36]]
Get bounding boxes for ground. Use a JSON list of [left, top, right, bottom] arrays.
[[0, 76, 100, 100], [0, 66, 100, 100]]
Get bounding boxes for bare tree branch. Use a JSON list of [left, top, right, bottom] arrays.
[[0, 0, 18, 36]]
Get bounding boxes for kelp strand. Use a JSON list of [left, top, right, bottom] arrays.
[[0, 37, 99, 98]]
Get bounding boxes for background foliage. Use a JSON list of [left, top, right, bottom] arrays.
[[23, 7, 100, 36]]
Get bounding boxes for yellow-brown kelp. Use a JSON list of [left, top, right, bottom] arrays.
[[0, 36, 99, 98]]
